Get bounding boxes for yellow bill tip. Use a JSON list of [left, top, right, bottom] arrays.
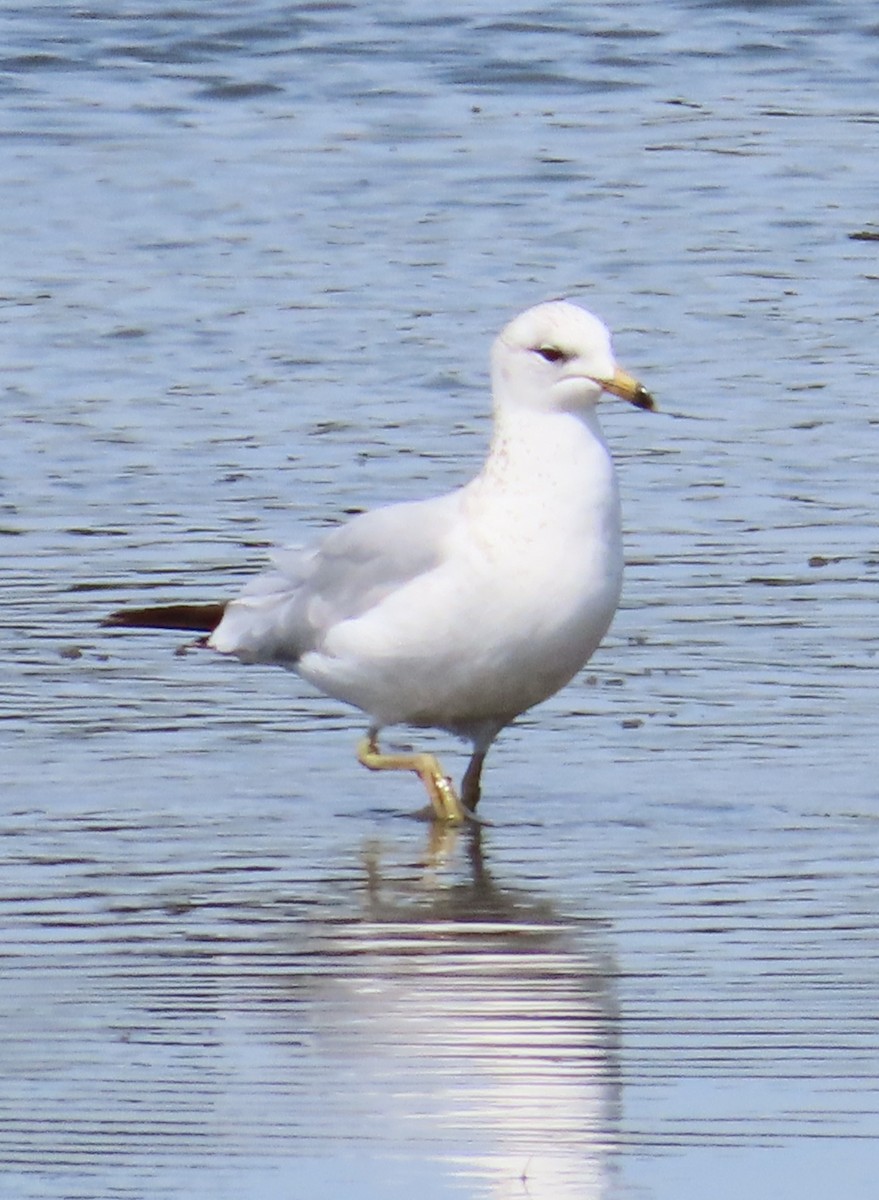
[[604, 366, 656, 411]]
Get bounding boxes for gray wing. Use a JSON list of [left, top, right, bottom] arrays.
[[210, 491, 463, 664]]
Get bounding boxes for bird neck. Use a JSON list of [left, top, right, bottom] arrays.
[[484, 403, 612, 491], [466, 404, 619, 543]]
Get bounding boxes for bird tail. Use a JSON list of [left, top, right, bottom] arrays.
[[103, 602, 227, 633]]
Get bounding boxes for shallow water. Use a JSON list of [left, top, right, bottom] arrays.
[[3, 2, 879, 1198]]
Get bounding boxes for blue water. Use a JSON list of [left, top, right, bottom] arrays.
[[3, 3, 879, 1198]]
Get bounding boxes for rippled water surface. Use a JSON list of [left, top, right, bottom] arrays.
[[3, 2, 879, 1198]]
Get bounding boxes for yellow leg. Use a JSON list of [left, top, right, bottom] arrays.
[[356, 733, 469, 825]]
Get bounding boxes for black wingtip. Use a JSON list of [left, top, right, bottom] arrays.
[[103, 602, 227, 633]]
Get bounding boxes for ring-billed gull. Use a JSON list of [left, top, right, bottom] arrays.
[[107, 301, 654, 824]]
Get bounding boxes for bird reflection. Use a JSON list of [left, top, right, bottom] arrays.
[[277, 828, 623, 1200]]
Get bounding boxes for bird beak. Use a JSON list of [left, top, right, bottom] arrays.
[[601, 366, 656, 411]]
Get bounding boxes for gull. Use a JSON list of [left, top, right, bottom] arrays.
[[107, 301, 654, 824]]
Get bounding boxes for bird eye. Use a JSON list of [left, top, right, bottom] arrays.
[[535, 345, 566, 363]]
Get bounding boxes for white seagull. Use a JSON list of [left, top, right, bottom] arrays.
[[107, 301, 654, 823]]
